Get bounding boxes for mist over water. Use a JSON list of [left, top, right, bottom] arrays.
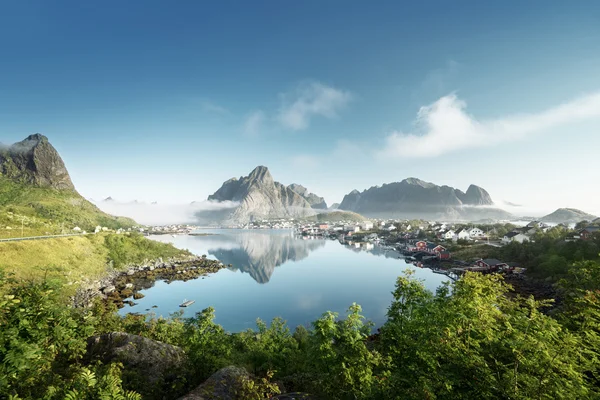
[[94, 200, 239, 225]]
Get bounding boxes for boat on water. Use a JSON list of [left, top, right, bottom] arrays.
[[179, 299, 195, 307]]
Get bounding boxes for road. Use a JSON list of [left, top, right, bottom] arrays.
[[0, 233, 88, 243]]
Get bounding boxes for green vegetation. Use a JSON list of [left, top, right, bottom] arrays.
[[103, 233, 192, 269], [307, 210, 366, 223], [0, 176, 135, 238], [2, 259, 600, 399], [0, 233, 191, 294], [484, 228, 600, 279]]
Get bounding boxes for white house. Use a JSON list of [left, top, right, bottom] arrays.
[[444, 230, 457, 241], [405, 224, 412, 231], [469, 228, 485, 238], [502, 231, 530, 244], [94, 226, 102, 234], [72, 226, 82, 232], [361, 221, 374, 231], [457, 229, 471, 241], [387, 225, 397, 231]]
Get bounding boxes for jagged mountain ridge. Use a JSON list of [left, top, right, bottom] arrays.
[[288, 183, 327, 209], [540, 208, 597, 224], [0, 133, 74, 190], [338, 178, 511, 221], [205, 166, 316, 224]]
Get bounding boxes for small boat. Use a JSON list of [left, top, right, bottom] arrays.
[[179, 299, 195, 307]]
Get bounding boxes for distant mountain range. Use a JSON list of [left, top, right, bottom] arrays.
[[337, 178, 512, 221], [540, 208, 598, 224], [4, 137, 596, 226], [201, 168, 517, 223]]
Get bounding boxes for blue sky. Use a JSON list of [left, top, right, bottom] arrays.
[[1, 1, 600, 216]]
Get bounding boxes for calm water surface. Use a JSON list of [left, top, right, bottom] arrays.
[[119, 229, 448, 331]]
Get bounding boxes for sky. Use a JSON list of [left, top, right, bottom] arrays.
[[1, 1, 600, 217]]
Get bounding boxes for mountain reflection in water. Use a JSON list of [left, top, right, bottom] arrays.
[[209, 231, 326, 283]]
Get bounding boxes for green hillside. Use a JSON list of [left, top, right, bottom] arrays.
[[307, 210, 366, 222], [0, 176, 136, 239]]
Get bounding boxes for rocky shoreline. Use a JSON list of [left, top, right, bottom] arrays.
[[73, 255, 228, 309]]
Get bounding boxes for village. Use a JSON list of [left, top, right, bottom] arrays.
[[291, 217, 600, 280], [78, 216, 600, 282]]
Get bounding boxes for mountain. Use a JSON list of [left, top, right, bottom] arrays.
[[203, 166, 316, 224], [288, 183, 327, 209], [540, 208, 597, 224], [458, 184, 493, 206], [338, 178, 511, 221], [329, 203, 340, 210], [0, 134, 136, 234], [0, 133, 74, 190]]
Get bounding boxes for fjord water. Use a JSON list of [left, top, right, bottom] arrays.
[[120, 229, 448, 332]]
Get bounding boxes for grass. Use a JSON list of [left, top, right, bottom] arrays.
[[307, 211, 366, 223], [450, 243, 496, 261], [0, 233, 192, 296], [0, 176, 136, 238], [0, 235, 108, 288]]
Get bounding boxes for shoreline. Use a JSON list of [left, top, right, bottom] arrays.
[[72, 255, 228, 309]]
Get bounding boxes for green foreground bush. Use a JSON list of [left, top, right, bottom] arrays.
[[1, 262, 600, 399]]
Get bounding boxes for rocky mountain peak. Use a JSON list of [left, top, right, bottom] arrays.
[[288, 184, 308, 196], [0, 134, 75, 190], [203, 166, 316, 223], [288, 183, 327, 209], [402, 177, 436, 189], [247, 165, 273, 184], [462, 184, 494, 206]]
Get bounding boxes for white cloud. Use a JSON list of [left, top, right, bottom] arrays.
[[278, 82, 352, 130], [380, 91, 600, 158], [200, 100, 230, 115], [243, 110, 265, 137]]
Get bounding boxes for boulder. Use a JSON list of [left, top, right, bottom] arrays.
[[178, 366, 315, 400], [178, 366, 249, 400], [86, 332, 188, 395], [101, 285, 116, 294]]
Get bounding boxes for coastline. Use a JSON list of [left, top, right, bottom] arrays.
[[72, 255, 227, 309]]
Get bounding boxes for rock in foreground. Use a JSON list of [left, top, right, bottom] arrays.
[[86, 332, 189, 397], [178, 366, 249, 400], [179, 366, 317, 400]]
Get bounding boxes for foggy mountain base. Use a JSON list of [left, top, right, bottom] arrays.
[[94, 200, 240, 226]]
